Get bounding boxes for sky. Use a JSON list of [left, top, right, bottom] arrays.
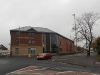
[[0, 0, 100, 48]]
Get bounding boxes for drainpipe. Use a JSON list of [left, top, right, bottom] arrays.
[[50, 34, 52, 53]]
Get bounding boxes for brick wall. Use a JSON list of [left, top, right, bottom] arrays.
[[58, 35, 74, 54], [10, 31, 42, 46], [10, 31, 43, 56]]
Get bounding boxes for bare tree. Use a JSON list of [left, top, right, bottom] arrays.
[[73, 12, 100, 56]]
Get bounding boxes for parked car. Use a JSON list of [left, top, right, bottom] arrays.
[[36, 53, 52, 60]]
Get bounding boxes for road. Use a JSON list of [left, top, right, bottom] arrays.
[[32, 59, 100, 74], [0, 57, 32, 75], [0, 56, 100, 75]]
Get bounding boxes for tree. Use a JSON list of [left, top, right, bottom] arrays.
[[95, 37, 100, 55], [72, 12, 100, 56], [91, 37, 100, 55]]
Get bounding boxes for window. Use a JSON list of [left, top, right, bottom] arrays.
[[59, 41, 61, 45], [28, 48, 31, 54], [28, 40, 35, 44], [32, 40, 35, 44], [16, 40, 19, 45], [28, 40, 31, 44], [15, 48, 19, 55], [16, 32, 20, 37], [28, 48, 36, 54], [28, 33, 34, 37], [31, 33, 34, 36]]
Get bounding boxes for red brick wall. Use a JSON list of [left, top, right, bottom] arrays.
[[58, 36, 74, 54], [10, 31, 42, 46]]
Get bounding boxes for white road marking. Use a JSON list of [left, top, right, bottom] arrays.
[[56, 71, 75, 74]]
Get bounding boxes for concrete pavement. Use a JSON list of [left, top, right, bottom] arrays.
[[6, 66, 99, 75], [53, 52, 100, 67]]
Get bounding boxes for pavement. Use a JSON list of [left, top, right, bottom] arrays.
[[54, 55, 97, 67], [6, 66, 98, 75], [53, 52, 100, 67]]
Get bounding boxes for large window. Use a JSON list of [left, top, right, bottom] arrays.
[[51, 34, 58, 53]]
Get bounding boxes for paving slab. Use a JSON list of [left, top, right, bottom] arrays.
[[53, 54, 100, 67], [6, 66, 99, 75]]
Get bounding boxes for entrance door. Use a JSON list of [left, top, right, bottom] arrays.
[[15, 48, 19, 56], [28, 48, 36, 57]]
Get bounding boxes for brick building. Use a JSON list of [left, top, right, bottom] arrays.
[[10, 26, 74, 56]]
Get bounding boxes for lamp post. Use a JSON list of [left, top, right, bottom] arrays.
[[73, 14, 77, 52]]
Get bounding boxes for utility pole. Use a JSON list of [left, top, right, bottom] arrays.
[[18, 26, 20, 56], [73, 14, 77, 52]]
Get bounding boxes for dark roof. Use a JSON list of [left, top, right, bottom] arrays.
[[0, 44, 8, 50], [10, 26, 55, 33]]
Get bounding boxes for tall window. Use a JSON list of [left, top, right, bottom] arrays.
[[16, 40, 19, 45]]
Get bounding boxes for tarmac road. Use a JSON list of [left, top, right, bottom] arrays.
[[0, 57, 33, 75], [0, 55, 100, 75]]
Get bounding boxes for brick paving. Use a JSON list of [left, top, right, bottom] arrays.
[[6, 66, 99, 75]]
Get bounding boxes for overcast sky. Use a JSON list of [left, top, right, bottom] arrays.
[[0, 0, 100, 48]]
